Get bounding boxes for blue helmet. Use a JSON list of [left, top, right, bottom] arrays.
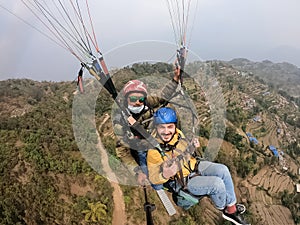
[[153, 107, 177, 124]]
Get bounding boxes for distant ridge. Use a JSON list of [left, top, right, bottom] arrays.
[[226, 58, 300, 97]]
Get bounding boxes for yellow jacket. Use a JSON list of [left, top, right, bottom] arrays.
[[147, 129, 197, 185]]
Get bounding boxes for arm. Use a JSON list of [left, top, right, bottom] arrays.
[[160, 66, 181, 102], [160, 65, 181, 101], [160, 78, 179, 103], [147, 149, 168, 184], [147, 66, 181, 108], [113, 111, 142, 168], [147, 149, 178, 184]]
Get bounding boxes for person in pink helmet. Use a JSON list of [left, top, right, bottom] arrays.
[[113, 67, 181, 188]]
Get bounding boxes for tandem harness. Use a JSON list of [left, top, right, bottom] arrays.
[[173, 155, 203, 209], [157, 135, 204, 210]]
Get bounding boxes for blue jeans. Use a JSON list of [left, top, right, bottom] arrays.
[[187, 161, 236, 210], [137, 151, 163, 190], [168, 161, 236, 210]]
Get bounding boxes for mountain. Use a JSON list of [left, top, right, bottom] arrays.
[[0, 61, 299, 225], [264, 45, 300, 69], [227, 58, 300, 98]]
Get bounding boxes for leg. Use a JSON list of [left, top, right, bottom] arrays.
[[187, 175, 227, 209], [196, 162, 250, 224], [137, 151, 148, 174], [197, 161, 237, 207]]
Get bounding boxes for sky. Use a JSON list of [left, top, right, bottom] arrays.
[[0, 0, 300, 81]]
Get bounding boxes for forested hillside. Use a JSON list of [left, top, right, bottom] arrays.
[[0, 79, 114, 225], [1, 60, 299, 225]]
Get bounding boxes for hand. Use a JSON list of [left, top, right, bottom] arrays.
[[162, 161, 178, 179], [136, 172, 148, 186], [192, 138, 200, 148], [173, 64, 181, 82]]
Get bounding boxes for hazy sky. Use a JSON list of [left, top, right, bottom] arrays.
[[1, 0, 300, 81]]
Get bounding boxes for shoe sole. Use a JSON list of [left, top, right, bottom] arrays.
[[222, 213, 250, 225], [236, 204, 246, 214]]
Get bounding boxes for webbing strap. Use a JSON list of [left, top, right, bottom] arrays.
[[176, 162, 186, 188]]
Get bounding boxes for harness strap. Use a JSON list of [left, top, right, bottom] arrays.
[[176, 160, 186, 188], [175, 154, 202, 191], [193, 158, 201, 175]]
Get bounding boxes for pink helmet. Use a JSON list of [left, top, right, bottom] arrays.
[[123, 80, 147, 96]]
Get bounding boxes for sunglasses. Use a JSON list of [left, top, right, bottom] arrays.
[[128, 96, 146, 103]]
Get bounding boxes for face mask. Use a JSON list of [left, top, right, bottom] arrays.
[[128, 105, 144, 114]]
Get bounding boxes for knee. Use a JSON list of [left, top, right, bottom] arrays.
[[217, 164, 231, 177], [210, 177, 226, 192]]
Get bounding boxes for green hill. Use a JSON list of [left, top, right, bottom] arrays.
[[0, 61, 299, 225]]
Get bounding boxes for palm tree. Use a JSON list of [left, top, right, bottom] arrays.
[[82, 201, 107, 222]]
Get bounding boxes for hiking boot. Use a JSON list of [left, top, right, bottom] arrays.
[[236, 203, 246, 214], [222, 210, 250, 225]]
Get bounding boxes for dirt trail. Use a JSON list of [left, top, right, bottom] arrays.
[[97, 114, 126, 225]]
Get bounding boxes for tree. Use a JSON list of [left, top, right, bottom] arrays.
[[82, 202, 107, 223], [224, 126, 243, 146], [241, 124, 246, 132], [235, 157, 253, 178]]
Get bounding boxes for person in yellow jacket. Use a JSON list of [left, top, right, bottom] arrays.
[[147, 107, 250, 225]]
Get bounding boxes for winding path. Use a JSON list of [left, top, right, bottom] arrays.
[[97, 114, 126, 225]]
